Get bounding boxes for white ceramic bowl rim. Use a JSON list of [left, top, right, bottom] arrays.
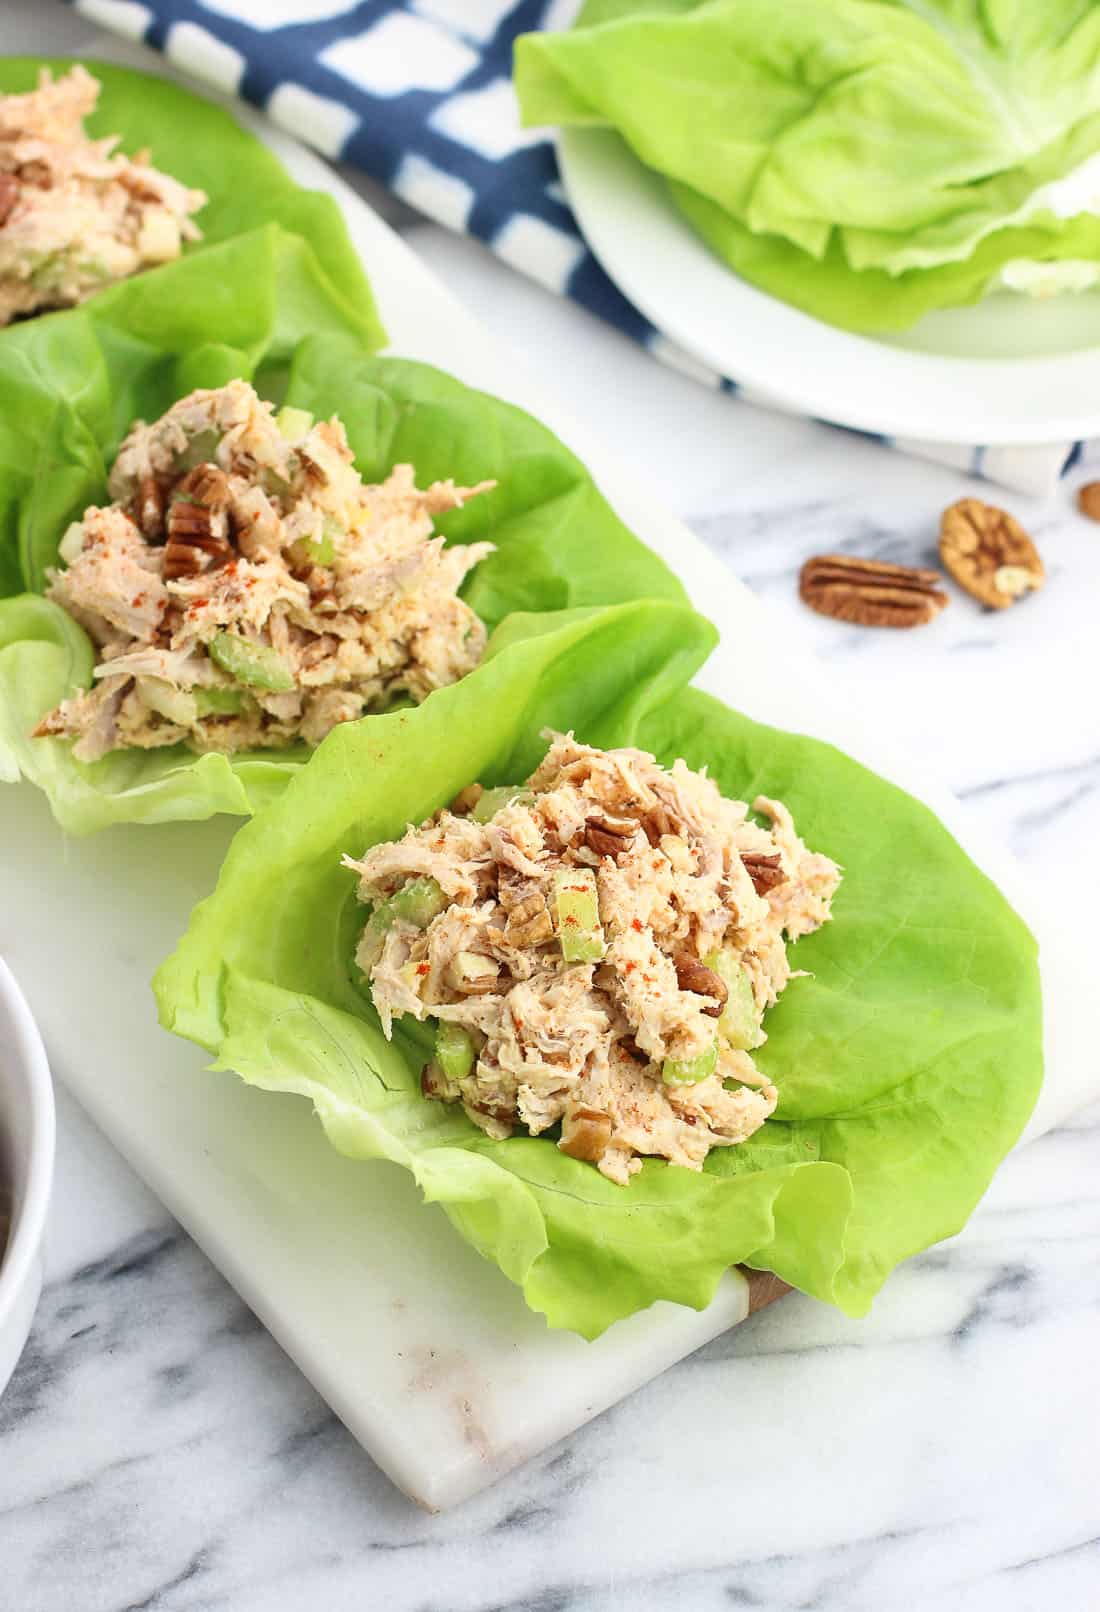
[[558, 127, 1100, 446], [0, 956, 55, 1330]]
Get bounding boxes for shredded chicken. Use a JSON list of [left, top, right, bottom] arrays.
[[36, 380, 495, 760], [0, 66, 204, 326], [346, 733, 841, 1184]]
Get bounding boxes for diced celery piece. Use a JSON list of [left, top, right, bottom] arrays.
[[58, 522, 85, 566], [29, 252, 63, 290], [289, 517, 338, 570], [704, 950, 760, 1051], [470, 785, 534, 824], [358, 903, 394, 973], [275, 406, 313, 441], [662, 1040, 718, 1086], [136, 677, 197, 728], [75, 256, 112, 281], [436, 1022, 475, 1083], [208, 632, 295, 692], [195, 686, 246, 717], [553, 867, 606, 963], [391, 876, 447, 928], [309, 517, 340, 565], [176, 429, 221, 473]]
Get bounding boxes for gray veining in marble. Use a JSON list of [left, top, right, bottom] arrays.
[[1, 5, 1099, 1609]]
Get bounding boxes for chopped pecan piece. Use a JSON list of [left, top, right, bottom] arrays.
[[742, 852, 786, 895], [446, 951, 500, 994], [618, 1034, 649, 1065], [136, 475, 165, 540], [641, 802, 673, 846], [450, 782, 484, 815], [469, 1098, 517, 1123], [421, 1061, 459, 1102], [505, 892, 544, 927], [176, 462, 230, 509], [800, 554, 949, 628], [673, 952, 728, 1016], [743, 1268, 793, 1315], [505, 902, 554, 947], [1077, 481, 1100, 523], [0, 174, 20, 225], [498, 871, 543, 913], [503, 890, 554, 946], [558, 1105, 612, 1163], [584, 813, 636, 859], [939, 499, 1044, 610], [18, 159, 51, 189]]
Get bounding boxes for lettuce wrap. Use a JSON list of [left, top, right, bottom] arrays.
[[0, 319, 685, 832], [515, 0, 1100, 332], [154, 599, 1043, 1338], [0, 58, 383, 348]]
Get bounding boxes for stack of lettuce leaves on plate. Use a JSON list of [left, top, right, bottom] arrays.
[[515, 0, 1100, 332], [154, 600, 1043, 1337]]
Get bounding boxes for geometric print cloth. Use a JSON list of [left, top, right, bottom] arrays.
[[71, 0, 1088, 497]]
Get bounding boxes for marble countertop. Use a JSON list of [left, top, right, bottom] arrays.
[[2, 6, 1099, 1609]]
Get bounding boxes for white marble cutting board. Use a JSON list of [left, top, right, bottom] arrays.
[[0, 85, 1096, 1514]]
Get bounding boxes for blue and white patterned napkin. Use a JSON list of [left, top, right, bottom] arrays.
[[69, 0, 1092, 497]]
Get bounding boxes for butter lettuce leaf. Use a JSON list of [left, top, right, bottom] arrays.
[[0, 319, 685, 832], [516, 0, 1100, 328], [154, 599, 1042, 1337], [0, 58, 383, 349]]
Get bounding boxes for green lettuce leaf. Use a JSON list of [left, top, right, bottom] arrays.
[[154, 599, 1042, 1338], [671, 180, 1100, 333], [0, 325, 685, 833], [515, 0, 1100, 328], [0, 58, 383, 348]]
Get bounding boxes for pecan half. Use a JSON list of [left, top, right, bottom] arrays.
[[939, 499, 1044, 610], [1077, 482, 1100, 523], [741, 852, 786, 895], [800, 554, 949, 628], [558, 1105, 612, 1163], [0, 174, 19, 226], [136, 475, 165, 539], [584, 813, 636, 859], [164, 497, 232, 579], [673, 952, 728, 1016]]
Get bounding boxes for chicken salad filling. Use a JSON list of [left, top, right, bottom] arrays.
[[36, 380, 495, 759], [348, 733, 840, 1185], [0, 65, 205, 326]]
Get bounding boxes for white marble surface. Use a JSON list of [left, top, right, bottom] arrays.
[[2, 5, 1100, 1607]]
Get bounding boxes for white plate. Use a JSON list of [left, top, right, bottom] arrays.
[[558, 127, 1100, 445], [1, 55, 1098, 1513]]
